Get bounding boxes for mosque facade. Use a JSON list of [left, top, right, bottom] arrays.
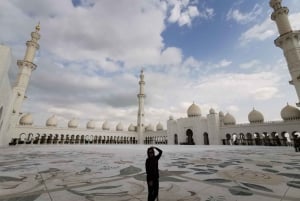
[[0, 0, 300, 147]]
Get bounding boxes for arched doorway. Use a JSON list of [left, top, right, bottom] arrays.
[[186, 129, 194, 145], [226, 134, 231, 145], [203, 132, 209, 145], [232, 133, 238, 145], [174, 134, 178, 144]]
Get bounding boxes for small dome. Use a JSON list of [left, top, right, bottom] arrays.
[[46, 115, 57, 127], [156, 122, 163, 131], [146, 124, 154, 132], [19, 113, 33, 126], [128, 123, 135, 132], [219, 111, 224, 118], [281, 103, 300, 121], [223, 113, 236, 125], [102, 120, 110, 130], [68, 118, 78, 128], [187, 102, 201, 117], [209, 108, 216, 114], [116, 122, 123, 131], [169, 115, 174, 120], [87, 120, 96, 129], [248, 108, 264, 123]]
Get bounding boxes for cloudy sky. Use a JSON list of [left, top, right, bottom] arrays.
[[1, 0, 300, 130]]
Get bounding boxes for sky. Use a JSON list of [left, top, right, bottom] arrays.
[[1, 0, 300, 130]]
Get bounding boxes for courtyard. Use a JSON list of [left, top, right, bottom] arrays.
[[0, 145, 299, 201]]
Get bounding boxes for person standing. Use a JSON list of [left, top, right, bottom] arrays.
[[145, 146, 162, 201]]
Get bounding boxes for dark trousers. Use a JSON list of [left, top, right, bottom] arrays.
[[147, 179, 159, 201]]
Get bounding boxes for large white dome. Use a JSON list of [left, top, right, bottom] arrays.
[[146, 124, 154, 131], [223, 113, 236, 125], [46, 115, 57, 127], [187, 102, 201, 117], [68, 118, 78, 128], [19, 113, 33, 126], [281, 103, 300, 121], [86, 120, 96, 129], [116, 122, 123, 131], [102, 121, 110, 130], [248, 108, 264, 123], [156, 122, 163, 131], [128, 123, 135, 132]]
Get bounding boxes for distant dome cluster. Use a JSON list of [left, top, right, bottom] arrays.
[[18, 103, 300, 129]]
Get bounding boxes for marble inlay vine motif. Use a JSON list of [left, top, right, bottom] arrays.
[[0, 146, 299, 201]]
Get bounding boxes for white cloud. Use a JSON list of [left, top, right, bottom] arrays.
[[239, 12, 300, 45], [289, 13, 300, 30], [240, 60, 261, 69], [167, 0, 212, 27], [214, 59, 232, 68], [227, 4, 263, 24], [239, 18, 275, 45], [226, 105, 240, 113], [250, 87, 279, 100]]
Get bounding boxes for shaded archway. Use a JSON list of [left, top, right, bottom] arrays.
[[174, 134, 178, 144], [246, 133, 252, 145], [203, 132, 209, 145], [0, 106, 3, 121], [186, 129, 194, 145], [226, 134, 231, 145]]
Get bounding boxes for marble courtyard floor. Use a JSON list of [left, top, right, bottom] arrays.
[[0, 145, 299, 201]]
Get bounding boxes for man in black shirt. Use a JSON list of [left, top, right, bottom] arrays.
[[145, 146, 162, 201]]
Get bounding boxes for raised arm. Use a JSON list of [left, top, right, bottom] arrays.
[[154, 147, 162, 159]]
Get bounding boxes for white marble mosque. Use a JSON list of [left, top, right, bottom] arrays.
[[0, 0, 300, 148], [0, 1, 300, 201]]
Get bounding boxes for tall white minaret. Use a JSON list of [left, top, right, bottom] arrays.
[[270, 0, 300, 106], [137, 70, 145, 144], [11, 23, 40, 121]]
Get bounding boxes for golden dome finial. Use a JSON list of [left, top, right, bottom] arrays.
[[35, 22, 40, 32]]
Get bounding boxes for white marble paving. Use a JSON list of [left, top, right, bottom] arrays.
[[0, 145, 299, 201]]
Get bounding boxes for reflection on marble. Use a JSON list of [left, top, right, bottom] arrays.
[[0, 145, 299, 201]]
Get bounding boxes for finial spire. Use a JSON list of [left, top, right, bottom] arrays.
[[35, 22, 40, 32]]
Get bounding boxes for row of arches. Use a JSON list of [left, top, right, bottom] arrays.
[[223, 131, 300, 146], [144, 136, 167, 144], [9, 133, 138, 145]]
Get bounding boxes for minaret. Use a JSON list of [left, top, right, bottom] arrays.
[[137, 70, 145, 144], [270, 0, 300, 106], [12, 23, 40, 120]]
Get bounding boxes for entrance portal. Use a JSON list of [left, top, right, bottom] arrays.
[[186, 129, 195, 145], [203, 132, 209, 145], [174, 134, 178, 144]]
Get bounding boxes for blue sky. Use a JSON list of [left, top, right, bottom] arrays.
[[1, 0, 300, 129]]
